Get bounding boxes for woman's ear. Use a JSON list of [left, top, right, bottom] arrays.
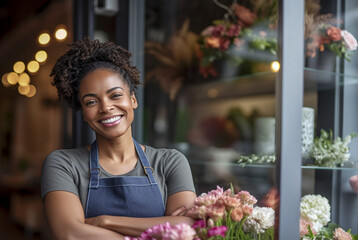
[[131, 91, 138, 109]]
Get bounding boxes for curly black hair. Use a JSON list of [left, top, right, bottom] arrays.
[[50, 37, 141, 111]]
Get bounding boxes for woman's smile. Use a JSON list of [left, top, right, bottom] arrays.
[[99, 115, 122, 127]]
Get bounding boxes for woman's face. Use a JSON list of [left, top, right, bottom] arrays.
[[78, 68, 137, 140]]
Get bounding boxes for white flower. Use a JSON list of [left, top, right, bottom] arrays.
[[341, 30, 358, 51], [242, 207, 275, 234], [300, 194, 331, 232]]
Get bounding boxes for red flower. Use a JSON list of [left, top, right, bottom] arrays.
[[326, 26, 342, 41]]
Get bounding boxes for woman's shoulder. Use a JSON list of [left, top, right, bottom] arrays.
[[44, 146, 89, 167]]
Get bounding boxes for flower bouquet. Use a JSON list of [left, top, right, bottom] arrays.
[[300, 194, 357, 240], [186, 185, 275, 239]]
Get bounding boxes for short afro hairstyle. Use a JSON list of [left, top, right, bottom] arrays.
[[50, 37, 141, 111]]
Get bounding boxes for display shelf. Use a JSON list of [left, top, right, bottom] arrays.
[[189, 159, 358, 171], [186, 68, 358, 102]]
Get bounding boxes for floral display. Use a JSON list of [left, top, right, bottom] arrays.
[[237, 154, 275, 166], [185, 186, 275, 239], [300, 194, 357, 240], [305, 14, 358, 61], [197, 1, 278, 78], [310, 129, 357, 167]]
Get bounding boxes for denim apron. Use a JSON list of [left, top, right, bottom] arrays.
[[85, 139, 165, 218]]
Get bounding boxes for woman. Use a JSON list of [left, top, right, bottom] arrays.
[[41, 38, 196, 239]]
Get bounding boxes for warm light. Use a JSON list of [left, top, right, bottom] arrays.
[[18, 73, 31, 86], [1, 73, 11, 87], [38, 32, 50, 45], [7, 72, 18, 85], [270, 61, 280, 72], [35, 50, 47, 63], [13, 61, 25, 74], [27, 61, 40, 74], [207, 88, 219, 98], [18, 84, 30, 95], [55, 26, 68, 41], [26, 85, 37, 97]]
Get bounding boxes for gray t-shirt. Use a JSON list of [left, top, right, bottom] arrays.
[[41, 145, 196, 210]]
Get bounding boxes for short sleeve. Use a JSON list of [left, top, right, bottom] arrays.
[[163, 150, 196, 196], [41, 150, 80, 200]]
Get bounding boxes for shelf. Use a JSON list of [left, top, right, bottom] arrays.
[[186, 68, 358, 102], [189, 159, 358, 171]]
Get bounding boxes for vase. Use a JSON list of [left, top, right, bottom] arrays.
[[254, 117, 275, 155], [301, 107, 315, 159]]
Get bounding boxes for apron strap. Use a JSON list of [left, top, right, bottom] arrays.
[[89, 140, 100, 189], [133, 138, 157, 185]]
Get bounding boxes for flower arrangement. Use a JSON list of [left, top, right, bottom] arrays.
[[186, 185, 275, 239], [197, 1, 278, 78], [310, 129, 358, 167], [299, 194, 357, 240], [305, 14, 358, 61], [237, 154, 276, 166]]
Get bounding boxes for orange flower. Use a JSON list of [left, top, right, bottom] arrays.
[[230, 207, 244, 221], [205, 36, 221, 48], [232, 4, 257, 27], [326, 26, 342, 41]]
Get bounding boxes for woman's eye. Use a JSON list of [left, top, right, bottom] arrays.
[[112, 93, 122, 99], [85, 100, 97, 106]]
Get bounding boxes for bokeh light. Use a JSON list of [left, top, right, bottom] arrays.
[[18, 73, 31, 86], [55, 26, 68, 41], [26, 85, 37, 97], [18, 84, 30, 95], [13, 61, 26, 74], [1, 73, 10, 87], [38, 32, 50, 45], [270, 61, 280, 72], [35, 50, 48, 63], [7, 72, 19, 85], [27, 61, 40, 74]]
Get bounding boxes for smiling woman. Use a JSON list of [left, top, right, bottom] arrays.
[[41, 38, 197, 239]]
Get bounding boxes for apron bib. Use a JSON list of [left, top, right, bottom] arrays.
[[85, 139, 165, 218]]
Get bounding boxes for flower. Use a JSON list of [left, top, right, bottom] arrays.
[[349, 175, 358, 193], [310, 129, 357, 167], [207, 226, 228, 238], [242, 207, 275, 234], [125, 222, 196, 240], [300, 218, 317, 236], [186, 185, 274, 239], [326, 26, 342, 41], [341, 30, 358, 51], [333, 227, 353, 240], [300, 194, 331, 232]]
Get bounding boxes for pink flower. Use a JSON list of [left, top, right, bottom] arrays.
[[299, 218, 317, 236], [230, 207, 244, 221], [138, 222, 196, 240], [226, 24, 241, 37], [237, 191, 257, 205], [201, 26, 215, 36], [223, 195, 241, 211], [186, 205, 207, 219], [341, 30, 358, 51], [207, 226, 228, 238], [333, 227, 353, 240], [349, 175, 358, 193], [326, 26, 342, 41], [206, 203, 226, 221], [219, 39, 230, 51], [242, 204, 254, 216], [192, 220, 205, 229]]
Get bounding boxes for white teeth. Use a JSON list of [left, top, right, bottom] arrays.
[[100, 116, 121, 124]]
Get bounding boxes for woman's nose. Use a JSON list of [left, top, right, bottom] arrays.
[[99, 100, 114, 113]]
